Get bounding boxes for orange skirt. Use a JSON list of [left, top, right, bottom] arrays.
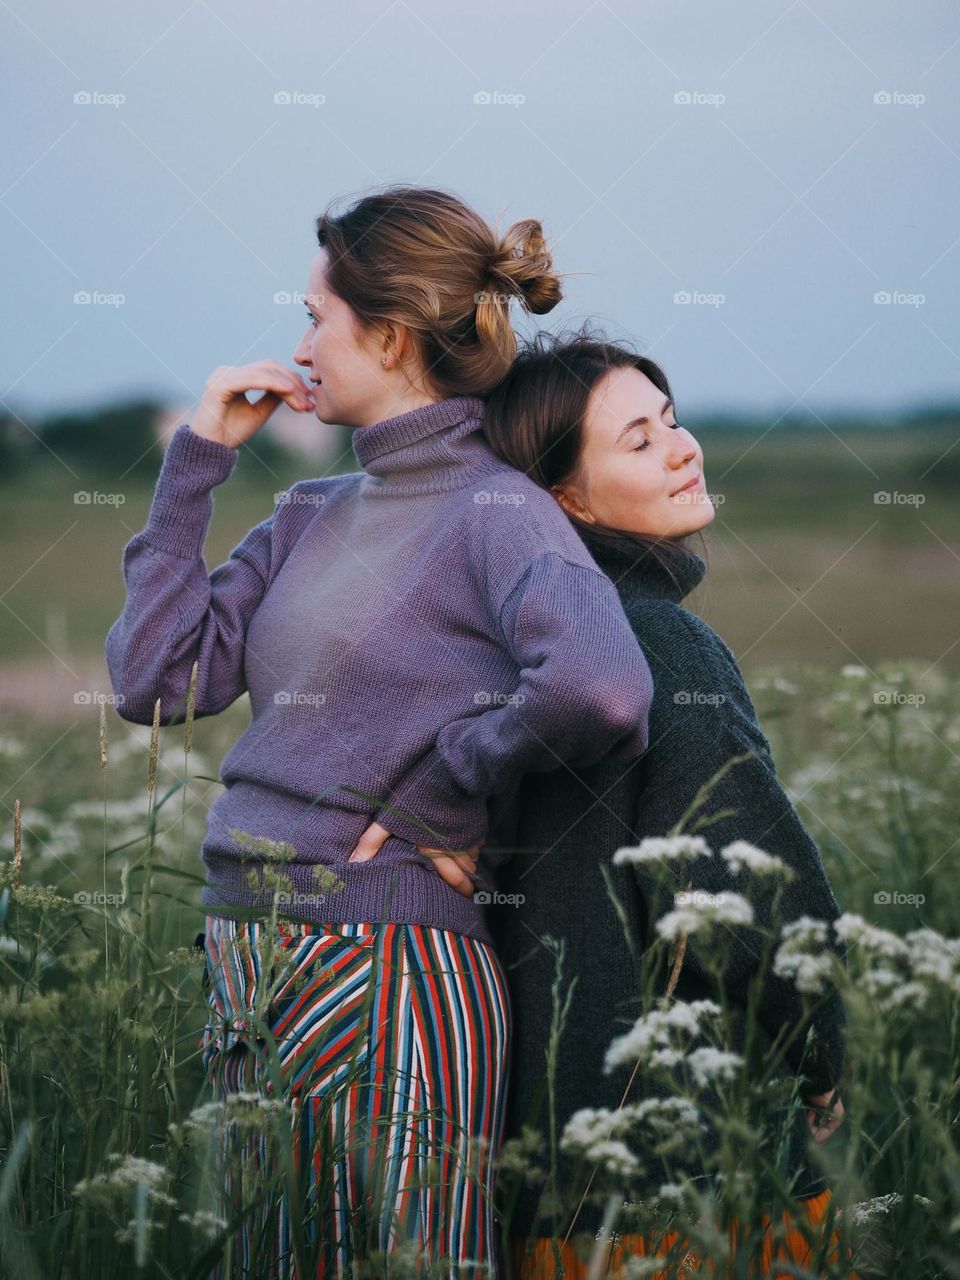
[[509, 1187, 861, 1278]]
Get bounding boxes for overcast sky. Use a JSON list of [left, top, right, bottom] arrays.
[[3, 0, 958, 422]]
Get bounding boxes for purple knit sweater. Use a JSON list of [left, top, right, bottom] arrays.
[[105, 395, 654, 942]]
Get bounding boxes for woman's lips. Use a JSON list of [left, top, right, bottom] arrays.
[[672, 473, 702, 496]]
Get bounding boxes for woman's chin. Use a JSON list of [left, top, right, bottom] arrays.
[[668, 494, 716, 534]]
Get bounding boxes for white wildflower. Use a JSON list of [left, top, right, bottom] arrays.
[[605, 1000, 722, 1072], [561, 1109, 641, 1176], [773, 920, 836, 994], [73, 1154, 176, 1208], [833, 913, 909, 961], [842, 1191, 932, 1226], [840, 665, 868, 678], [176, 1091, 289, 1136], [561, 1107, 631, 1150], [588, 1139, 639, 1178], [655, 891, 754, 943], [656, 1183, 687, 1205], [880, 977, 931, 1008], [774, 951, 835, 994], [862, 966, 899, 992], [179, 1209, 227, 1237], [720, 841, 794, 880], [613, 836, 712, 867], [781, 916, 830, 945], [905, 928, 960, 989], [685, 1047, 744, 1088], [632, 1096, 704, 1134], [648, 1047, 683, 1070]]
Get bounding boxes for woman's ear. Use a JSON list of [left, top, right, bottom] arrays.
[[376, 321, 398, 369], [550, 483, 595, 525]]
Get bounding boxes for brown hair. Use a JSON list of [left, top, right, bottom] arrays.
[[482, 326, 709, 580], [314, 185, 563, 398]]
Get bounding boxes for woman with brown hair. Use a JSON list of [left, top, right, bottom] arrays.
[[105, 190, 656, 1277], [481, 330, 859, 1278]]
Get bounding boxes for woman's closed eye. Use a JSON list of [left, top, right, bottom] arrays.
[[632, 421, 681, 451]]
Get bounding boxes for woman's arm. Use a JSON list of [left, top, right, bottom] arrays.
[[626, 607, 848, 1095], [372, 552, 655, 852], [104, 424, 277, 724]]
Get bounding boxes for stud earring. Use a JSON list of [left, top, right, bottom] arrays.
[[381, 356, 387, 367]]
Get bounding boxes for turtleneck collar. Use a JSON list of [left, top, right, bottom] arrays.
[[577, 525, 707, 603], [353, 395, 498, 495]]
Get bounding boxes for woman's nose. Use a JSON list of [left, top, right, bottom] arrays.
[[671, 438, 697, 467]]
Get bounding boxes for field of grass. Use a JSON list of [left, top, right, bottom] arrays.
[[0, 653, 957, 1276]]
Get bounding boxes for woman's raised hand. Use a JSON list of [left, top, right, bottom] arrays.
[[190, 360, 315, 448]]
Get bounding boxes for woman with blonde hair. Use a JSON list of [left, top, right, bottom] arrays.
[[105, 188, 656, 1277]]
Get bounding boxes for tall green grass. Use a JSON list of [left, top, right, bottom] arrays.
[[0, 659, 957, 1277]]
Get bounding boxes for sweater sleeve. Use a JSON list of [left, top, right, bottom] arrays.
[[627, 611, 848, 1096], [104, 424, 275, 725], [374, 553, 654, 851]]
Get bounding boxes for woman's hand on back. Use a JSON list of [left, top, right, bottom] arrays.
[[803, 1088, 845, 1142], [190, 361, 315, 448], [347, 820, 483, 898]]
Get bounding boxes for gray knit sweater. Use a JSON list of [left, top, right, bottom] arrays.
[[487, 527, 849, 1237]]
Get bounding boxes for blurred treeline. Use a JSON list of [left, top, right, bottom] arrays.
[[1, 397, 959, 485], [0, 400, 353, 482]]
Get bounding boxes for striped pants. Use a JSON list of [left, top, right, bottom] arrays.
[[198, 914, 512, 1279]]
